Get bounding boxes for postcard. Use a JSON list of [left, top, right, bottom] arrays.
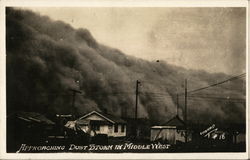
[[0, 0, 248, 159]]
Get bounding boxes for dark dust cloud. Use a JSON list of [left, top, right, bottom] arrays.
[[6, 8, 245, 125]]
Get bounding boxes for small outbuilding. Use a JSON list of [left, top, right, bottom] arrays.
[[7, 111, 55, 152], [150, 115, 192, 144]]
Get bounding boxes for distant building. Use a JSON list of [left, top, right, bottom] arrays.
[[235, 133, 245, 144], [229, 124, 246, 144], [77, 111, 127, 137], [9, 111, 55, 129], [7, 111, 55, 152], [150, 115, 192, 144]]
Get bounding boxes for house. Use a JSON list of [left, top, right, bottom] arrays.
[[150, 115, 192, 144], [9, 111, 55, 130], [7, 111, 55, 152], [227, 123, 246, 145], [77, 111, 127, 137]]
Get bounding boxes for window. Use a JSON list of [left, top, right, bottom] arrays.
[[93, 125, 100, 131], [121, 124, 125, 132], [108, 125, 112, 129], [114, 124, 118, 133]]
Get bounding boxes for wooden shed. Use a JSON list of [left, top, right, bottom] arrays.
[[150, 115, 191, 144]]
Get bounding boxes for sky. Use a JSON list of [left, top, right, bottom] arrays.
[[27, 7, 246, 75]]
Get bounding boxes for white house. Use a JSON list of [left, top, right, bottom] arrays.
[[76, 111, 127, 137], [150, 115, 192, 144]]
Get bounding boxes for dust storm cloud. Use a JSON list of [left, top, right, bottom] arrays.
[[6, 8, 246, 125]]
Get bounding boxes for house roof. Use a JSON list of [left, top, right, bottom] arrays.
[[151, 126, 176, 129], [162, 115, 185, 127], [64, 121, 76, 129], [16, 111, 55, 125], [79, 111, 126, 124], [76, 119, 90, 125], [65, 120, 90, 132]]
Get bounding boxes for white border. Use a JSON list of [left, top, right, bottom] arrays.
[[1, 0, 249, 7], [0, 2, 6, 159], [247, 1, 249, 159], [0, 0, 248, 159]]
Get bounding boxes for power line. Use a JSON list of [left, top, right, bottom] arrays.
[[187, 97, 245, 103], [189, 92, 245, 97], [141, 92, 172, 96], [144, 95, 245, 103], [141, 92, 245, 99], [187, 95, 245, 101], [185, 73, 246, 95], [140, 73, 245, 97], [141, 92, 245, 102], [88, 92, 133, 95]]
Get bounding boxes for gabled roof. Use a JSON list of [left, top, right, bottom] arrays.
[[64, 121, 76, 129], [79, 111, 126, 124], [151, 126, 176, 129], [76, 119, 90, 125], [162, 115, 185, 127], [15, 111, 55, 125]]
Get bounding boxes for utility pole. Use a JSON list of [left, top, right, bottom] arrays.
[[184, 79, 188, 143], [135, 80, 140, 119], [69, 89, 82, 117], [176, 94, 179, 116], [135, 80, 140, 138]]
